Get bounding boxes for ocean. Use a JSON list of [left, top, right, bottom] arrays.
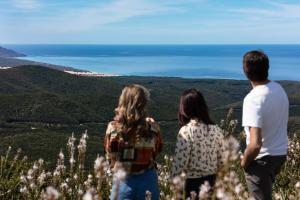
[[4, 44, 300, 80]]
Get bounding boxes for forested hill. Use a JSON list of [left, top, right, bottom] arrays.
[[0, 65, 300, 126], [0, 65, 299, 166]]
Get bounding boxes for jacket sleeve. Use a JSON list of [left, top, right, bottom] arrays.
[[104, 122, 117, 165], [155, 127, 163, 155], [171, 126, 191, 177], [147, 118, 163, 156]]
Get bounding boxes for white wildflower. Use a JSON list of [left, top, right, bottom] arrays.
[[172, 176, 184, 191], [145, 190, 152, 200], [164, 155, 169, 160], [60, 182, 68, 190], [78, 189, 84, 195], [38, 171, 47, 185], [199, 181, 211, 199], [20, 175, 27, 183], [69, 157, 75, 165], [29, 183, 36, 189], [59, 150, 64, 160], [27, 169, 34, 180], [83, 190, 93, 200], [216, 188, 225, 199], [295, 181, 300, 189], [226, 136, 240, 152], [43, 186, 60, 200], [234, 183, 242, 194], [20, 186, 28, 193], [274, 193, 281, 200], [180, 172, 186, 179], [190, 191, 197, 200], [113, 168, 126, 183], [73, 173, 78, 180], [33, 163, 39, 171], [38, 158, 44, 166]]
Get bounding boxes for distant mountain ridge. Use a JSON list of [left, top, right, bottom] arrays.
[[0, 46, 87, 72], [0, 46, 26, 57]]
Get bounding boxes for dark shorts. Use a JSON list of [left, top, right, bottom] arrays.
[[185, 174, 216, 198], [245, 155, 286, 200]]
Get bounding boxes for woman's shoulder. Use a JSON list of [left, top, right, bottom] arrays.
[[177, 124, 192, 140], [146, 117, 160, 133], [106, 121, 119, 135]]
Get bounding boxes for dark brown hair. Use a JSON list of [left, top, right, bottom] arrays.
[[178, 89, 214, 126], [243, 50, 269, 82]]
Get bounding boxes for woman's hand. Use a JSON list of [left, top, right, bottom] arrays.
[[146, 117, 155, 123]]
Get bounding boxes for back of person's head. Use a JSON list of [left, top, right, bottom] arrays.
[[114, 84, 150, 133], [178, 88, 214, 126], [243, 50, 269, 82]]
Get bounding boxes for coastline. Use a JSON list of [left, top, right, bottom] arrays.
[[64, 70, 118, 77], [0, 66, 11, 70], [0, 56, 118, 77]]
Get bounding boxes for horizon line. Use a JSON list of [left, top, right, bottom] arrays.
[[2, 43, 300, 46]]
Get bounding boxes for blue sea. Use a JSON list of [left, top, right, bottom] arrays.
[[4, 45, 300, 80]]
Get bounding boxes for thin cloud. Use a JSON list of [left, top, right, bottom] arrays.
[[9, 0, 184, 33], [1, 0, 299, 44], [230, 2, 300, 19], [12, 0, 40, 9]]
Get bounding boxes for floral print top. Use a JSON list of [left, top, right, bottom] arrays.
[[171, 119, 225, 178]]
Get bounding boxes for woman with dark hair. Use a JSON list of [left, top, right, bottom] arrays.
[[171, 88, 225, 197], [104, 84, 162, 200]]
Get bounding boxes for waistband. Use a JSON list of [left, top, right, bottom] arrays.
[[128, 163, 155, 175]]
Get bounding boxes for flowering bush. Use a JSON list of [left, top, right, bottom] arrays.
[[0, 112, 299, 199]]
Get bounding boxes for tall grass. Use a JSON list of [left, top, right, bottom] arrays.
[[0, 111, 299, 199]]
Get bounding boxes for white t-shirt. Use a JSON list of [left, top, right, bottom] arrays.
[[242, 81, 289, 158]]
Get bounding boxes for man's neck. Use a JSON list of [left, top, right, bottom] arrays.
[[251, 80, 270, 88]]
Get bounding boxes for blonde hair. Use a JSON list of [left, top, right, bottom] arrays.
[[114, 84, 150, 135]]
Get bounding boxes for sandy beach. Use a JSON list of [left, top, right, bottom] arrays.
[[64, 70, 118, 77]]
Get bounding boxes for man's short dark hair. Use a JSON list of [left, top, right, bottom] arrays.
[[243, 50, 269, 82]]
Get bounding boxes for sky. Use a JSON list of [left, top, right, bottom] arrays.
[[1, 0, 300, 44]]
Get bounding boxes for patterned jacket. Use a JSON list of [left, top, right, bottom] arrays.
[[104, 119, 162, 174], [171, 119, 225, 178]]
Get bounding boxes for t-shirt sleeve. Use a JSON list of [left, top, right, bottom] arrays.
[[242, 96, 263, 128]]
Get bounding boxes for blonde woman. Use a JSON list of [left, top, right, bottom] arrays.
[[104, 84, 162, 200]]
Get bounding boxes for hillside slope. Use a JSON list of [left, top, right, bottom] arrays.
[[0, 65, 299, 167], [1, 65, 299, 123]]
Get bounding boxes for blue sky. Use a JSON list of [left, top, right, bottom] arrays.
[[1, 0, 300, 44]]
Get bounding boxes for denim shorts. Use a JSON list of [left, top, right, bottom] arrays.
[[110, 168, 159, 200]]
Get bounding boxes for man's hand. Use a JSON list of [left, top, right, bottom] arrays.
[[241, 127, 262, 169]]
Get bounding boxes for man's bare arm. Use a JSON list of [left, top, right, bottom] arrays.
[[241, 127, 262, 169]]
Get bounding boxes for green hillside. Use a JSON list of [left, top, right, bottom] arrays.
[[0, 65, 299, 168]]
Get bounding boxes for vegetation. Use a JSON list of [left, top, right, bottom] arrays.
[[0, 111, 299, 200], [0, 65, 300, 168]]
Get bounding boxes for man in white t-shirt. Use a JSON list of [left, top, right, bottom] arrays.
[[241, 51, 288, 200]]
